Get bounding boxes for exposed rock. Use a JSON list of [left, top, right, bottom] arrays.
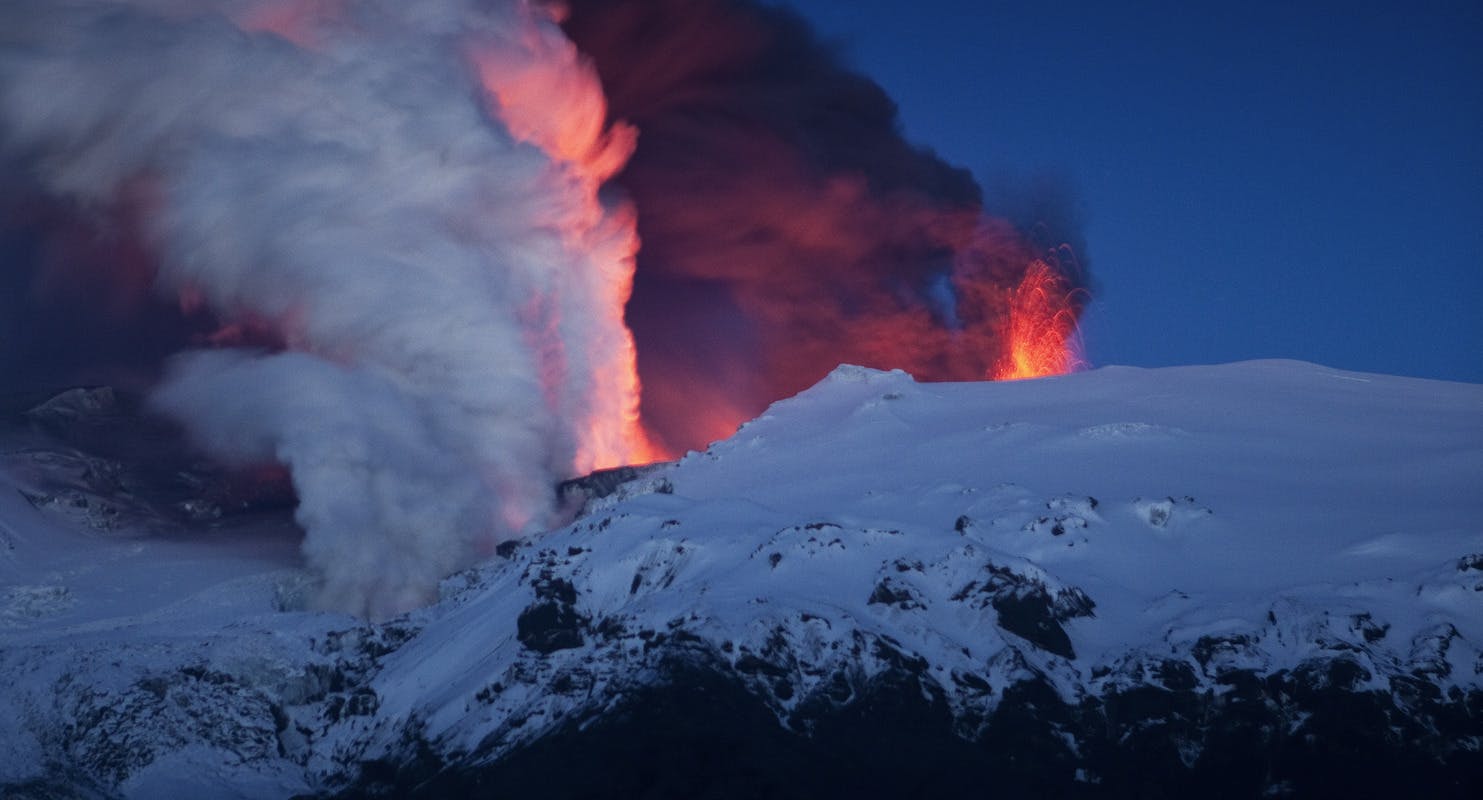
[[25, 386, 118, 426], [953, 563, 1095, 659], [516, 577, 588, 654]]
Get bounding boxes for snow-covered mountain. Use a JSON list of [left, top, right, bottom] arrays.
[[2, 361, 1480, 798]]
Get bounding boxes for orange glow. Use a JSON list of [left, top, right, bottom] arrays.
[[994, 259, 1084, 381], [233, 0, 345, 48], [467, 4, 637, 185], [468, 6, 660, 472], [225, 4, 659, 471], [232, 4, 1086, 473]]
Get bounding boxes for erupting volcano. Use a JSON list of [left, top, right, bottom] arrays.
[[559, 0, 1089, 456], [0, 0, 1088, 616], [995, 257, 1086, 381]]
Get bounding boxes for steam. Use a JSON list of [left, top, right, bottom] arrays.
[[0, 0, 643, 617], [0, 0, 1091, 618], [560, 0, 1090, 453]]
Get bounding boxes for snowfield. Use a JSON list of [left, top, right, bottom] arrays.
[[2, 360, 1480, 797]]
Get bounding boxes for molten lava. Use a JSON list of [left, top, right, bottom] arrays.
[[557, 0, 1092, 457], [237, 0, 1091, 470], [994, 259, 1084, 381], [0, 0, 1096, 619]]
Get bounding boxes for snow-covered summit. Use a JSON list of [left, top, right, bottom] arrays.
[[2, 361, 1480, 798]]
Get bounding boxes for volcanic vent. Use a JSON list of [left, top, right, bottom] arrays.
[[560, 0, 1090, 455]]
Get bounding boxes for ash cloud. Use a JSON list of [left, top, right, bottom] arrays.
[[0, 174, 214, 392], [0, 0, 1090, 618], [560, 0, 1091, 453], [0, 0, 641, 617]]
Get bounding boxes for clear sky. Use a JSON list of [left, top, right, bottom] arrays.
[[785, 0, 1483, 384]]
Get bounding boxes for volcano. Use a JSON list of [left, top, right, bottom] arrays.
[[2, 360, 1480, 798], [0, 0, 1088, 618], [2, 3, 1477, 795]]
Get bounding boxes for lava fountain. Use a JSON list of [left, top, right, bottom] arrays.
[[560, 0, 1092, 455], [995, 257, 1087, 381]]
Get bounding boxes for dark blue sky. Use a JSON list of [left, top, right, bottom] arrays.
[[786, 0, 1483, 383]]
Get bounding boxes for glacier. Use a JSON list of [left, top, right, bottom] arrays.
[[2, 360, 1480, 797]]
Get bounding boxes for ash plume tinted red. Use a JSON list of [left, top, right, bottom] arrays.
[[0, 0, 1089, 616], [560, 0, 1089, 454]]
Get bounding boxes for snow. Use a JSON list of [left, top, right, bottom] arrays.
[[2, 359, 1480, 794]]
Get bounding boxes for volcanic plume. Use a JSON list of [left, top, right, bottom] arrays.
[[0, 0, 647, 617], [560, 0, 1090, 453], [0, 0, 1089, 617]]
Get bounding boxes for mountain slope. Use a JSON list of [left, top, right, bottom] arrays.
[[2, 361, 1481, 798]]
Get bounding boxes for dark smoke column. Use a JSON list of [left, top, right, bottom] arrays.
[[560, 0, 1091, 455]]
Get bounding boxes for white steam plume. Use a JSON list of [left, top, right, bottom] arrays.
[[0, 0, 645, 618]]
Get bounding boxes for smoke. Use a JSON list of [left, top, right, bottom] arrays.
[[153, 351, 494, 617], [559, 0, 1090, 453], [0, 0, 645, 617], [0, 0, 1090, 618]]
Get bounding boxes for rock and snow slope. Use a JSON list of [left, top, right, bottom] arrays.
[[2, 361, 1481, 798]]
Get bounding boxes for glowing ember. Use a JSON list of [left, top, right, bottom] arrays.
[[994, 259, 1084, 381]]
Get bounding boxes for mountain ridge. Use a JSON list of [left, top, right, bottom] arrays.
[[2, 360, 1480, 797]]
